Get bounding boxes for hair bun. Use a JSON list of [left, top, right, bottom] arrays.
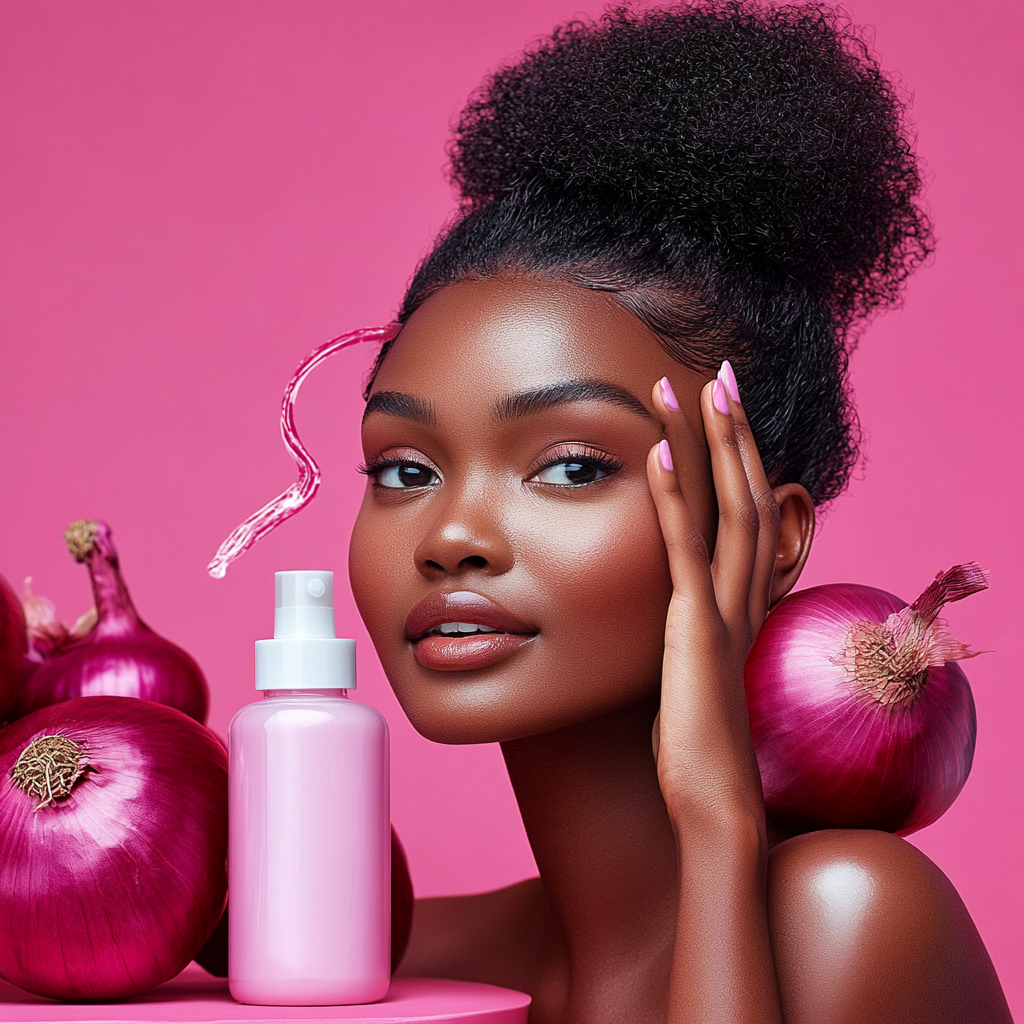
[[450, 2, 930, 326]]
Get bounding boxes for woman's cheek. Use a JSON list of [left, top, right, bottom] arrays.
[[516, 491, 673, 693], [348, 499, 404, 652]]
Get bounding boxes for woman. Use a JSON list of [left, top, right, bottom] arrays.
[[347, 3, 1012, 1022]]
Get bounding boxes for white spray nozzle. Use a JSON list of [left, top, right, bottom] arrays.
[[256, 570, 355, 690], [274, 570, 336, 639]]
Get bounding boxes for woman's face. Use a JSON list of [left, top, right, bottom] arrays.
[[350, 276, 716, 743]]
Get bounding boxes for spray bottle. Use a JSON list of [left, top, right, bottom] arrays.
[[228, 570, 390, 1005]]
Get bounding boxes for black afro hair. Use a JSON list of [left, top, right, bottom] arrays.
[[371, 1, 933, 506]]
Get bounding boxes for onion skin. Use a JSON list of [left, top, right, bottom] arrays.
[[745, 583, 977, 837], [12, 521, 209, 724], [0, 573, 27, 722], [0, 696, 228, 1000], [13, 628, 209, 724]]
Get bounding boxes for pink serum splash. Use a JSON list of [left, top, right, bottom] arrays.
[[207, 323, 400, 579]]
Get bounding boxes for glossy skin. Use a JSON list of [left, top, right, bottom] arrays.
[[349, 277, 1011, 1023]]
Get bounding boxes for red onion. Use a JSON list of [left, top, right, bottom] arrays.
[[12, 520, 209, 723], [745, 563, 986, 836], [0, 572, 27, 722], [391, 827, 414, 972], [0, 695, 228, 1000]]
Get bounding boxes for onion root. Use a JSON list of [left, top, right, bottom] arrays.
[[11, 734, 96, 811]]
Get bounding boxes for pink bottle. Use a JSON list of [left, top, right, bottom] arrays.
[[228, 570, 390, 1005]]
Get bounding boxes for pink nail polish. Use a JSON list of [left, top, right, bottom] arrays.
[[659, 377, 681, 412], [719, 360, 740, 403], [712, 378, 730, 415], [658, 439, 674, 472]]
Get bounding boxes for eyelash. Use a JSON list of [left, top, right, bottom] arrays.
[[530, 447, 623, 487], [357, 447, 623, 489], [356, 456, 440, 489]]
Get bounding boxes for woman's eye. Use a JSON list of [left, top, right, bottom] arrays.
[[531, 459, 614, 486], [376, 462, 438, 488]]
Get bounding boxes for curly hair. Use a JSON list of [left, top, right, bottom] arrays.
[[367, 1, 932, 505]]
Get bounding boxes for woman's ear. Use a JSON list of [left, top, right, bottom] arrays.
[[770, 483, 815, 605]]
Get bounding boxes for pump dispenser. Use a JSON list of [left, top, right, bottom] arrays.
[[228, 571, 390, 1006]]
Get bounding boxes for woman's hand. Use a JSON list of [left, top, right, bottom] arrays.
[[648, 362, 778, 821], [647, 362, 785, 1024]]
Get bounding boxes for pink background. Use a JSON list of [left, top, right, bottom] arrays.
[[1, 0, 1020, 1013]]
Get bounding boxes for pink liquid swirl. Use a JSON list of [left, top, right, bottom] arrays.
[[207, 324, 400, 579]]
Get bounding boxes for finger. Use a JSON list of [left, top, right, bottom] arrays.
[[650, 376, 714, 535], [646, 430, 717, 616], [702, 371, 761, 628], [719, 360, 780, 627]]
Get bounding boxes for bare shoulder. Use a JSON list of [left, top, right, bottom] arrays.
[[395, 876, 546, 992], [767, 829, 1011, 1024]]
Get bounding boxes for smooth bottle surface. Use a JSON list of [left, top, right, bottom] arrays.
[[228, 690, 390, 1005]]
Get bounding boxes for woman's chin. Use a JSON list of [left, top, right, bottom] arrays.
[[394, 688, 566, 745], [391, 672, 661, 746]]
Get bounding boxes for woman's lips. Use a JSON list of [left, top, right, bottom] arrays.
[[405, 591, 537, 672], [413, 633, 536, 671]]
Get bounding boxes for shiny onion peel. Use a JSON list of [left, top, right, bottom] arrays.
[[744, 563, 986, 836], [0, 696, 228, 1000], [12, 520, 209, 723]]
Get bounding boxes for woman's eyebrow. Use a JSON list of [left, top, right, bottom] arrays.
[[493, 379, 655, 423], [362, 391, 436, 425]]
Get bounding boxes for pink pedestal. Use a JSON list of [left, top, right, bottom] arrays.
[[0, 964, 530, 1024]]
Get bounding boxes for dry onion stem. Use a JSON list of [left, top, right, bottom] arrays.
[[841, 564, 987, 708], [63, 519, 99, 562], [11, 734, 96, 811]]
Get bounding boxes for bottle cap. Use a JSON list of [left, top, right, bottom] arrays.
[[255, 571, 355, 690]]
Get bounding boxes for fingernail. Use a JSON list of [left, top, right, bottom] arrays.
[[659, 377, 681, 412], [712, 378, 731, 415], [658, 439, 674, 472], [719, 360, 740, 403]]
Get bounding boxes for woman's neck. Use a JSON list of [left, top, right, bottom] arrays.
[[500, 697, 677, 1020]]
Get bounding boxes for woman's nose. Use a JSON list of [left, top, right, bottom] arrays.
[[413, 490, 514, 579]]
